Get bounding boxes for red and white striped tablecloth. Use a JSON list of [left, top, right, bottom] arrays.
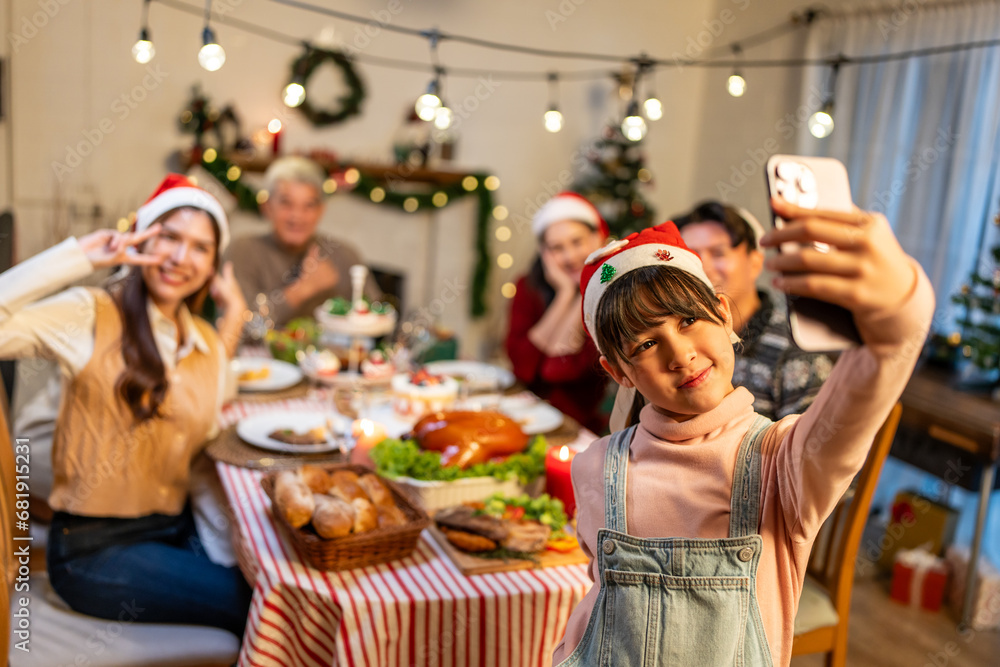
[[216, 400, 594, 667]]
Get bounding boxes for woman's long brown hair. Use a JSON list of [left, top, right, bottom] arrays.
[[111, 207, 220, 423], [594, 265, 728, 427]]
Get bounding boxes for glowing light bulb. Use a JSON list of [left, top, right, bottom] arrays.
[[643, 96, 663, 121], [544, 108, 563, 133], [198, 28, 225, 72], [727, 73, 747, 97], [267, 118, 282, 133], [808, 108, 835, 138], [433, 105, 453, 130], [132, 30, 155, 64], [283, 82, 305, 107], [415, 92, 441, 121], [621, 105, 647, 142]]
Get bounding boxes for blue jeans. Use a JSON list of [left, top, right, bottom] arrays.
[[47, 505, 252, 639]]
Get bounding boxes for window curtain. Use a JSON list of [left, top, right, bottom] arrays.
[[802, 1, 1000, 327], [800, 2, 1000, 566]]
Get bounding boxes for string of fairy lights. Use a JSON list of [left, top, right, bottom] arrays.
[[132, 1, 1000, 142]]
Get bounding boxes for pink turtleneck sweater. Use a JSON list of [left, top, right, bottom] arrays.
[[554, 264, 934, 666]]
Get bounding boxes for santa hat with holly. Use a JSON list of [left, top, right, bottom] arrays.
[[135, 174, 230, 253], [580, 220, 739, 430]]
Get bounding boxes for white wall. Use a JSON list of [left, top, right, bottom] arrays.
[[8, 0, 823, 358], [687, 0, 817, 229]]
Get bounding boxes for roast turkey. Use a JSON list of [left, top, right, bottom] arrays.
[[410, 410, 529, 468]]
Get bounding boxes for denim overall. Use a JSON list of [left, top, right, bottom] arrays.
[[558, 416, 774, 666]]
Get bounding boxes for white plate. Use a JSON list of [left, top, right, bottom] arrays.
[[360, 395, 563, 436], [498, 397, 564, 434], [423, 361, 515, 391], [358, 402, 418, 439], [236, 410, 351, 454], [235, 358, 303, 392]]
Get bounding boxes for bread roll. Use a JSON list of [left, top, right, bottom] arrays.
[[357, 473, 394, 508], [329, 470, 368, 502], [312, 493, 355, 539], [274, 471, 315, 528], [300, 465, 333, 494], [351, 497, 379, 533], [377, 503, 408, 529]]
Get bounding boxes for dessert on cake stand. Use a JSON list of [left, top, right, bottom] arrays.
[[314, 264, 397, 386]]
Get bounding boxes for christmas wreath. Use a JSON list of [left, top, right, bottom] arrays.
[[292, 46, 366, 127]]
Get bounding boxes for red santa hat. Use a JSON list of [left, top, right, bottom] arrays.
[[532, 192, 610, 239], [135, 174, 230, 253], [580, 221, 716, 348]]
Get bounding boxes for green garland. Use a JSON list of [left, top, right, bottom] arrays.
[[199, 152, 261, 213], [291, 47, 365, 127], [198, 152, 493, 317], [351, 171, 493, 317]]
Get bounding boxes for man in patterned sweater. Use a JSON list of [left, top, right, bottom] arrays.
[[675, 200, 833, 419]]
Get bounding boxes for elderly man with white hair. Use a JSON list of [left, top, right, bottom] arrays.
[[227, 156, 378, 326]]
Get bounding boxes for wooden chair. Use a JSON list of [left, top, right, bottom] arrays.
[[792, 402, 902, 667]]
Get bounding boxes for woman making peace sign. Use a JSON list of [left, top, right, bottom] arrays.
[[0, 175, 251, 637]]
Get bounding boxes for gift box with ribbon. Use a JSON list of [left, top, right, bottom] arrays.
[[878, 490, 959, 572], [890, 547, 949, 611], [945, 545, 1000, 631]]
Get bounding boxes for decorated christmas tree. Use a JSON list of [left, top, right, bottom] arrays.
[[571, 123, 655, 239], [951, 214, 1000, 373]]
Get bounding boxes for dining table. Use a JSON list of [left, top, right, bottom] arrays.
[[210, 379, 598, 667]]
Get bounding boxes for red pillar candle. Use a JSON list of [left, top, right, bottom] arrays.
[[350, 419, 387, 468], [545, 445, 577, 520], [268, 118, 282, 156]]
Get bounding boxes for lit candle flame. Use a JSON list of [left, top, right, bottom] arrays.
[[558, 445, 570, 462], [360, 419, 374, 437]]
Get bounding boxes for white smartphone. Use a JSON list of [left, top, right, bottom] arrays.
[[764, 154, 861, 352]]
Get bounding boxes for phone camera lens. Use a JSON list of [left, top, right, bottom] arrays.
[[797, 170, 817, 195], [776, 162, 798, 180]]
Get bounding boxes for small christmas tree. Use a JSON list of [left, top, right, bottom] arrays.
[[951, 213, 1000, 373], [571, 124, 655, 239]]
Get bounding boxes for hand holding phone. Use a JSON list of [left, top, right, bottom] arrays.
[[764, 155, 862, 351]]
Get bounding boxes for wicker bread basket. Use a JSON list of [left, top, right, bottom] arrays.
[[261, 464, 430, 571]]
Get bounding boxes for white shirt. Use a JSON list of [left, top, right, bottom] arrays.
[[3, 237, 237, 565], [0, 237, 229, 439]]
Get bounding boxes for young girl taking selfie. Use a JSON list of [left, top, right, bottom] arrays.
[[553, 198, 934, 666]]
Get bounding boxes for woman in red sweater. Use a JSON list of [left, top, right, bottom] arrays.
[[505, 192, 611, 433]]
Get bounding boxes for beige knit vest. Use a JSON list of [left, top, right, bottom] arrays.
[[49, 289, 221, 517]]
